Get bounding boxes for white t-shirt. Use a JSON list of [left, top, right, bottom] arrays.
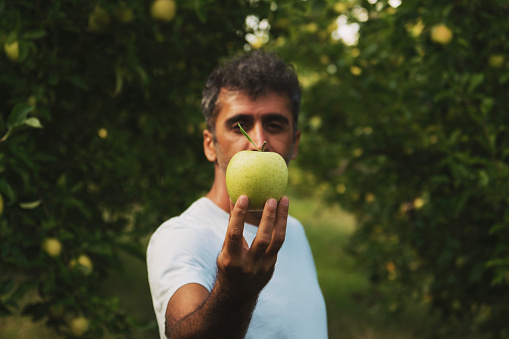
[[147, 197, 328, 338]]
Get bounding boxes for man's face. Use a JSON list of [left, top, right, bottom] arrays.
[[203, 89, 300, 173]]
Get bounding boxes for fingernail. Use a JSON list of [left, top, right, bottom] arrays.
[[281, 196, 289, 207], [238, 195, 249, 207], [268, 198, 277, 208]]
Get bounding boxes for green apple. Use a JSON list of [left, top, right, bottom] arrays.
[[70, 254, 93, 276], [113, 4, 134, 23], [150, 0, 176, 22], [42, 237, 63, 257], [226, 124, 288, 211], [488, 54, 505, 68], [88, 6, 111, 32], [4, 40, 19, 62], [69, 316, 89, 337], [430, 24, 453, 45]]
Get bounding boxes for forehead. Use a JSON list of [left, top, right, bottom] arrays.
[[216, 89, 292, 120]]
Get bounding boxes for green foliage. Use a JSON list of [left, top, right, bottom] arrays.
[[268, 0, 509, 337], [3, 0, 509, 337], [0, 0, 272, 337]]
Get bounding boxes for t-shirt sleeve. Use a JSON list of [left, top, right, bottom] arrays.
[[146, 218, 218, 337]]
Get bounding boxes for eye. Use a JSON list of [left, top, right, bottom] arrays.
[[266, 122, 285, 132], [233, 121, 251, 132]]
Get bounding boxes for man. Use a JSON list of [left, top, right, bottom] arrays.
[[147, 50, 328, 339]]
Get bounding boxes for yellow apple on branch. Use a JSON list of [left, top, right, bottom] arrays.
[[4, 40, 19, 62], [42, 237, 63, 257], [69, 316, 89, 337], [431, 24, 453, 45], [150, 0, 176, 22]]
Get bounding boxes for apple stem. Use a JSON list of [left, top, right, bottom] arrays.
[[238, 123, 266, 151]]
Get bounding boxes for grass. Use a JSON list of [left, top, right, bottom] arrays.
[[290, 191, 423, 339], [0, 191, 488, 338]]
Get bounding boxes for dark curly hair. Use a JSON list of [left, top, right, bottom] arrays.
[[201, 50, 301, 135]]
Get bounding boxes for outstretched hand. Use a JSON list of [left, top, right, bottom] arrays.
[[216, 195, 289, 302]]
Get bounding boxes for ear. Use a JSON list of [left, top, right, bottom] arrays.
[[203, 129, 217, 162], [291, 129, 301, 160]]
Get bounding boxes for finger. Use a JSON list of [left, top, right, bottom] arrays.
[[251, 198, 277, 258], [224, 195, 249, 255], [228, 198, 234, 221], [265, 196, 289, 257], [230, 198, 250, 251]]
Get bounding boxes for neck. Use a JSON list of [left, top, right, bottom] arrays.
[[206, 164, 263, 226]]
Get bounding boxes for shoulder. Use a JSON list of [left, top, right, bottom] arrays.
[[146, 197, 226, 257], [286, 214, 306, 236], [287, 214, 302, 227], [150, 198, 219, 236], [281, 214, 313, 254]]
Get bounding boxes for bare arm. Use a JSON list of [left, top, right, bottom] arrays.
[[165, 195, 289, 339]]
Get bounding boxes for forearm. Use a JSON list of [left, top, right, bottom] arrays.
[[165, 282, 258, 339]]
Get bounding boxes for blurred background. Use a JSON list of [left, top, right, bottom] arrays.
[[1, 0, 508, 338]]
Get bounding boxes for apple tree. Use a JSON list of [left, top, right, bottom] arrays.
[[264, 0, 509, 337], [0, 0, 274, 337]]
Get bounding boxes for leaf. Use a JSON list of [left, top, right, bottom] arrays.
[[112, 67, 124, 97], [5, 31, 18, 45], [489, 223, 506, 235], [66, 198, 91, 219], [19, 200, 42, 209], [447, 129, 462, 145], [22, 29, 46, 40], [135, 66, 149, 86], [238, 123, 259, 150], [478, 170, 489, 187], [68, 76, 89, 91], [490, 270, 506, 286], [18, 41, 30, 63], [0, 179, 16, 204], [433, 89, 454, 102], [467, 73, 484, 94], [6, 104, 35, 129], [485, 258, 509, 268], [480, 97, 494, 115], [499, 72, 509, 84], [23, 117, 43, 129], [193, 0, 208, 23]]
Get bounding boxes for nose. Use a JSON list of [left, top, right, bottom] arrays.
[[249, 124, 268, 151]]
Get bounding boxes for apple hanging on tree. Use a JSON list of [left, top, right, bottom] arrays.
[[226, 123, 288, 211]]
